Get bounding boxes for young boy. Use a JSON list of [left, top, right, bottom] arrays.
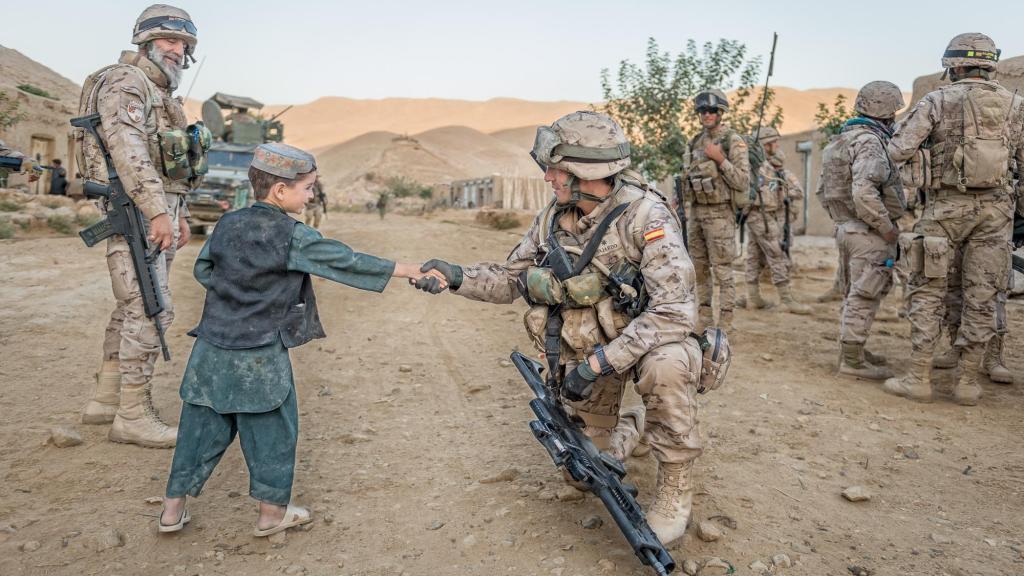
[[159, 143, 442, 536]]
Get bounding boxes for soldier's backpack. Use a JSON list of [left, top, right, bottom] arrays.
[[937, 81, 1016, 191]]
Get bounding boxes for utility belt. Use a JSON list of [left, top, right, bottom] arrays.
[[927, 187, 1008, 200]]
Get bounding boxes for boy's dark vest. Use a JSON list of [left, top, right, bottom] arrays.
[[190, 204, 326, 349]]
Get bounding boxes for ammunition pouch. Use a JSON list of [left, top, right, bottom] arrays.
[[922, 236, 951, 278], [158, 128, 193, 181], [563, 272, 605, 307], [524, 266, 564, 305], [187, 122, 212, 180], [896, 232, 924, 277]]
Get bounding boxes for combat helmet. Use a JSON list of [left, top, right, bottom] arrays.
[[757, 126, 781, 144], [132, 4, 198, 65], [530, 111, 630, 181], [855, 81, 904, 120], [695, 89, 730, 112], [942, 33, 1000, 71]]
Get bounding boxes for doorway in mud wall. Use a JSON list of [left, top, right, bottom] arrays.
[[30, 135, 55, 195]]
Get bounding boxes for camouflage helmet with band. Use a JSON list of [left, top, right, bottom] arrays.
[[133, 4, 198, 53], [757, 126, 780, 144], [530, 111, 630, 181], [854, 81, 905, 120], [942, 33, 1000, 71], [696, 327, 731, 394], [695, 89, 730, 112]]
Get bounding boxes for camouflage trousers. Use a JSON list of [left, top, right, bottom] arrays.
[[101, 193, 183, 387], [304, 204, 323, 229], [941, 243, 1012, 341], [688, 203, 737, 320], [902, 191, 1013, 355], [566, 340, 704, 465], [745, 209, 789, 286], [837, 222, 894, 345]]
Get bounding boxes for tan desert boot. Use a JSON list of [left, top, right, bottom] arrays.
[[109, 384, 177, 448], [608, 406, 648, 462], [778, 282, 811, 315], [863, 349, 888, 366], [838, 343, 893, 380], [738, 283, 772, 310], [882, 352, 933, 403], [646, 461, 694, 545], [82, 360, 121, 424], [953, 349, 983, 406], [983, 335, 1013, 384]]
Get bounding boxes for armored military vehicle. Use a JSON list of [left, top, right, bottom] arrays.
[[187, 92, 290, 231]]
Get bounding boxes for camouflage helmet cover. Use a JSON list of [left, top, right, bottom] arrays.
[[942, 33, 999, 71], [696, 327, 731, 393], [133, 4, 198, 50], [855, 81, 905, 120], [695, 89, 730, 112], [757, 126, 780, 144], [530, 111, 631, 180]]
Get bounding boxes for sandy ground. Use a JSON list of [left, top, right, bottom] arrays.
[[1, 210, 1023, 576]]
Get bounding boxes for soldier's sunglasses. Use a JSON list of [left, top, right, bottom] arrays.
[[137, 16, 198, 36], [697, 107, 721, 115]]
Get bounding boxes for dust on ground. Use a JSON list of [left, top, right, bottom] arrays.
[[1, 210, 1022, 576]]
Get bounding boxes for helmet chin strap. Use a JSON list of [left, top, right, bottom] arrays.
[[565, 174, 608, 205]]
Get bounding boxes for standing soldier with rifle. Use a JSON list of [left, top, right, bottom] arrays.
[[415, 111, 726, 547], [817, 81, 907, 381], [740, 125, 811, 314], [884, 33, 1024, 405], [682, 89, 750, 334], [77, 4, 207, 447]]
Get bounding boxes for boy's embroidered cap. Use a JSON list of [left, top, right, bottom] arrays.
[[251, 143, 317, 178]]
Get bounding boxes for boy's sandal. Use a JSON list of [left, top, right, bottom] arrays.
[[158, 507, 191, 533], [252, 504, 312, 537]]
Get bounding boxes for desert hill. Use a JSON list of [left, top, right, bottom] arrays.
[[0, 45, 79, 103]]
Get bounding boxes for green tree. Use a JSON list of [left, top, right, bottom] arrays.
[[0, 91, 27, 131], [600, 37, 783, 182], [813, 93, 852, 144]]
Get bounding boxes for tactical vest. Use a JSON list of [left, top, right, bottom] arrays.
[[524, 180, 664, 363], [820, 126, 905, 224], [190, 205, 326, 350], [753, 163, 784, 212], [686, 129, 744, 206], [929, 80, 1021, 192], [76, 53, 196, 194]]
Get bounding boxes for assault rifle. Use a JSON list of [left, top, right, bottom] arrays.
[[673, 174, 688, 251], [72, 113, 171, 361], [510, 351, 675, 576]]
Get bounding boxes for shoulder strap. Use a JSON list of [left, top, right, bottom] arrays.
[[571, 203, 630, 276]]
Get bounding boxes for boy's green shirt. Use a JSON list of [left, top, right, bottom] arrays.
[[182, 202, 397, 413]]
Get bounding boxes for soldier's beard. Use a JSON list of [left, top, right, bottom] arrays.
[[147, 44, 184, 90]]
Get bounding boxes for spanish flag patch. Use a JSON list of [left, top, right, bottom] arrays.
[[643, 228, 666, 243]]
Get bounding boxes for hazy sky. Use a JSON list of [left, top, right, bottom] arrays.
[[7, 0, 1024, 105]]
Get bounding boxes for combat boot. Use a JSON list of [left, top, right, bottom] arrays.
[[82, 360, 121, 424], [953, 348, 983, 406], [108, 383, 177, 448], [777, 282, 811, 315], [815, 285, 843, 303], [863, 349, 888, 366], [646, 461, 694, 545], [608, 407, 649, 462], [983, 335, 1013, 384], [739, 283, 772, 310], [933, 345, 960, 369], [882, 351, 933, 403], [838, 343, 893, 380]]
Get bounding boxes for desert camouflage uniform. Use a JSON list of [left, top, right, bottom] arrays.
[[818, 121, 904, 349], [454, 182, 703, 466], [684, 126, 749, 328], [886, 78, 1024, 401], [83, 50, 190, 375], [746, 159, 796, 287]]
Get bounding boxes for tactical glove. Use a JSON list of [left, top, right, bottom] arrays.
[[562, 361, 599, 402], [416, 259, 464, 293]]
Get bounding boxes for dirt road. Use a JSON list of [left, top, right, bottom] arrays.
[[1, 211, 1022, 576]]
